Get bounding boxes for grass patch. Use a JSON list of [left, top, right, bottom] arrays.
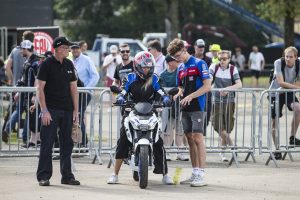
[[242, 76, 269, 88], [5, 132, 20, 145]]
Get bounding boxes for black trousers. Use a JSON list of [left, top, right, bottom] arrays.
[[115, 126, 168, 175], [36, 109, 75, 182]]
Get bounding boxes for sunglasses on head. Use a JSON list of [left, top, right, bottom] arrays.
[[120, 50, 130, 54]]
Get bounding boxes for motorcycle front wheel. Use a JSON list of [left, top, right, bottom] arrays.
[[138, 145, 149, 189]]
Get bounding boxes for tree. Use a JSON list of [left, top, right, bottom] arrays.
[[254, 0, 300, 47], [53, 0, 268, 48]]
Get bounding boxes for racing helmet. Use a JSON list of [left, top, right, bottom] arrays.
[[133, 51, 155, 79]]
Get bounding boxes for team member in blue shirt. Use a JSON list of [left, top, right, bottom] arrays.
[[167, 39, 211, 187]]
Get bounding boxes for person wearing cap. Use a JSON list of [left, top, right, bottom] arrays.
[[210, 44, 222, 64], [36, 36, 80, 186], [160, 55, 189, 162], [147, 40, 166, 76], [71, 42, 99, 146], [2, 40, 40, 145], [194, 39, 213, 138], [20, 40, 41, 148], [102, 45, 122, 87], [167, 39, 211, 187], [248, 45, 265, 87]]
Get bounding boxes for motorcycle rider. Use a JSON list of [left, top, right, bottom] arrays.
[[107, 51, 174, 185]]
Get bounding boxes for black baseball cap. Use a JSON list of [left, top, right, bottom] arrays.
[[53, 36, 73, 48], [70, 42, 80, 49]]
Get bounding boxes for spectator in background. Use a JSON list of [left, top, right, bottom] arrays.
[[194, 39, 212, 66], [248, 45, 265, 87], [0, 57, 7, 86], [5, 31, 35, 86], [231, 47, 246, 83], [147, 40, 166, 76], [160, 55, 189, 161], [102, 45, 122, 87], [209, 50, 242, 162], [71, 42, 99, 146], [194, 39, 212, 137], [19, 40, 41, 148], [210, 44, 222, 64], [79, 40, 88, 55], [269, 46, 300, 160], [2, 40, 38, 145], [112, 43, 134, 87]]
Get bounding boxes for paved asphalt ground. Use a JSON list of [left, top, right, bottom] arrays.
[[0, 152, 300, 200]]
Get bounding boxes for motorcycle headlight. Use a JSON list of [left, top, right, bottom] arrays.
[[138, 124, 149, 131]]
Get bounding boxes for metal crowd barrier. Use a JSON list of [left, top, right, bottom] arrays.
[[2, 86, 300, 168], [0, 87, 109, 161], [160, 88, 262, 167], [259, 89, 300, 167], [205, 88, 262, 167]]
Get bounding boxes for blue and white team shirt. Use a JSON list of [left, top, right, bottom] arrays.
[[177, 56, 210, 112]]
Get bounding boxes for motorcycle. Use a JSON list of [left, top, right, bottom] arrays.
[[110, 86, 178, 189]]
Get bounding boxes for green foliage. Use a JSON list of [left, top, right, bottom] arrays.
[[53, 0, 274, 48]]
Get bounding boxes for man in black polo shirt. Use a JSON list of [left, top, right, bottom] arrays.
[[36, 37, 80, 186]]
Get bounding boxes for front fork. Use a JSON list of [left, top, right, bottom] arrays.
[[134, 146, 152, 167]]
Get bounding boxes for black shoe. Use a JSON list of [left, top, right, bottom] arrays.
[[22, 142, 36, 148], [52, 155, 60, 160], [2, 131, 8, 143], [39, 180, 50, 186], [274, 152, 282, 160], [289, 136, 300, 145], [123, 158, 129, 165], [61, 179, 80, 185]]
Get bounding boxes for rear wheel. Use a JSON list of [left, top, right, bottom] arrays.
[[139, 145, 149, 189]]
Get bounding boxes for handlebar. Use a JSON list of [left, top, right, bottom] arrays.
[[112, 102, 168, 108]]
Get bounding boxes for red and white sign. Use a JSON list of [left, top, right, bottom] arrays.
[[34, 32, 53, 55]]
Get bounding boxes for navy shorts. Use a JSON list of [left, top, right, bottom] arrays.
[[270, 93, 299, 119], [181, 111, 206, 135]]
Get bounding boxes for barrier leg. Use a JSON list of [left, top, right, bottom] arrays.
[[228, 152, 239, 167], [245, 152, 256, 163], [107, 152, 115, 168], [245, 152, 250, 161], [265, 152, 279, 168], [287, 152, 294, 162], [71, 157, 76, 172], [92, 149, 103, 165]]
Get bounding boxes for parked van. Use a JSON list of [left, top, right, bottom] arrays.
[[86, 34, 147, 67]]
